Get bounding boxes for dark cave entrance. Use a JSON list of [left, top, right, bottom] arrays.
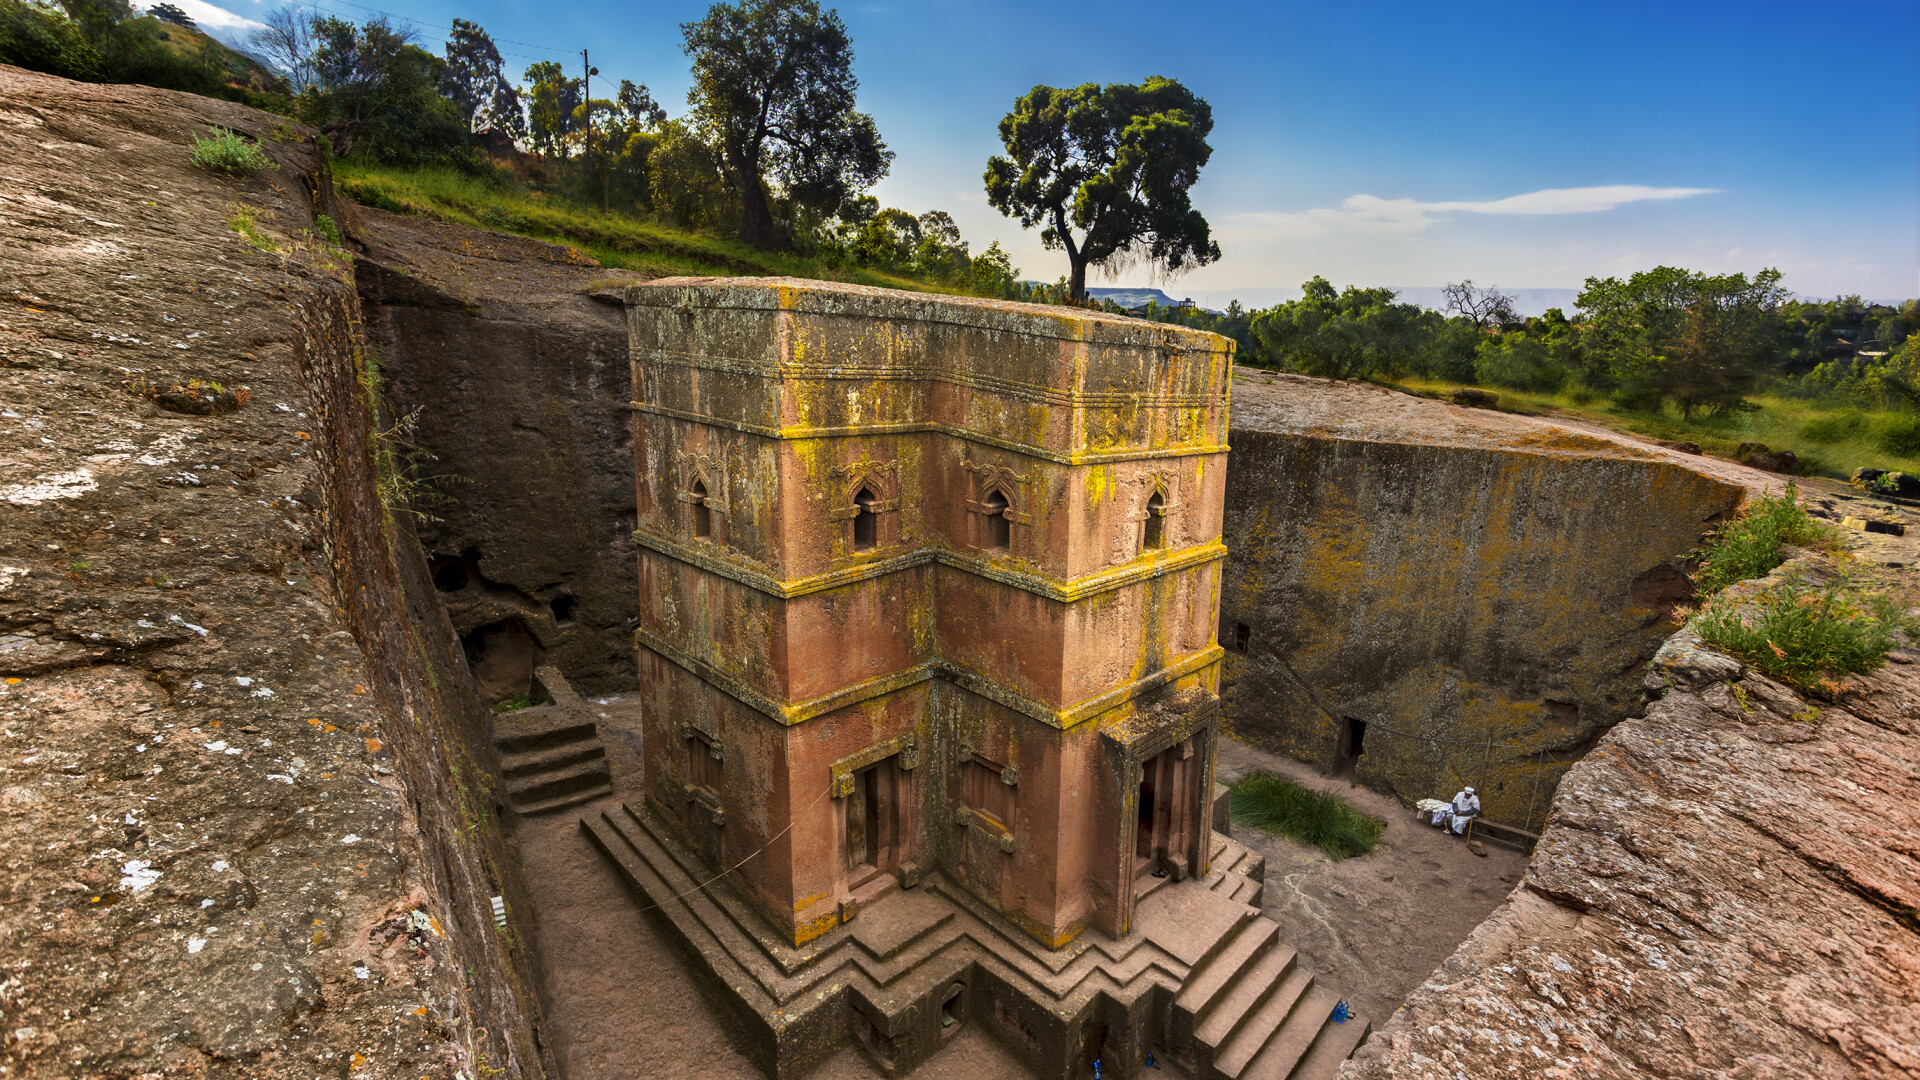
[[463, 618, 539, 704], [1336, 716, 1367, 776]]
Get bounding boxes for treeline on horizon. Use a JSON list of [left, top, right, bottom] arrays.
[[4, 0, 1915, 436], [1135, 275, 1920, 427]]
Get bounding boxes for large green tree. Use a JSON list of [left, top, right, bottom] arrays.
[[305, 17, 465, 163], [522, 60, 582, 159], [1577, 266, 1791, 416], [984, 76, 1220, 302], [1249, 277, 1437, 379], [443, 19, 521, 142], [681, 0, 891, 248]]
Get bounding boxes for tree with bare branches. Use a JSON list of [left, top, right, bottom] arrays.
[[1443, 280, 1518, 332]]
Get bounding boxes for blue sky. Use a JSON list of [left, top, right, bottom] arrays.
[[174, 0, 1918, 304]]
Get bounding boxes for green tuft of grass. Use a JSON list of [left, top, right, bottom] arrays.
[[190, 126, 272, 176], [1694, 572, 1906, 692], [1228, 772, 1384, 860], [1693, 483, 1841, 596], [313, 213, 342, 245], [493, 693, 533, 713]]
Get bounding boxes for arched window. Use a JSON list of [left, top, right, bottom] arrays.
[[852, 487, 878, 551], [1143, 491, 1165, 550], [690, 479, 711, 539], [985, 490, 1011, 552]]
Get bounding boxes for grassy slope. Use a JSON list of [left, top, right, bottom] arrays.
[[151, 21, 280, 94], [1395, 377, 1920, 479], [333, 162, 972, 292]]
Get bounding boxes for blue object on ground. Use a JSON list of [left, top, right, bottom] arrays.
[[1332, 1000, 1350, 1024]]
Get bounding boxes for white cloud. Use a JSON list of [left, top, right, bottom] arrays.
[[1232, 185, 1720, 237], [140, 0, 267, 33]]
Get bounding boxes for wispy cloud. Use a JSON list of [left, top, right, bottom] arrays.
[[1232, 185, 1720, 237]]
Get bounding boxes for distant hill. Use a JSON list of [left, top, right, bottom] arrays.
[[150, 19, 283, 96]]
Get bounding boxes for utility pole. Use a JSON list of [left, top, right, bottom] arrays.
[[581, 49, 600, 212]]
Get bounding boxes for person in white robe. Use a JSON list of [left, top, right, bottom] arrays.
[[1448, 787, 1481, 835]]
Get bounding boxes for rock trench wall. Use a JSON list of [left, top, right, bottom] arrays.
[[1341, 553, 1920, 1079], [0, 66, 547, 1079], [353, 216, 640, 700], [1220, 375, 1749, 829]]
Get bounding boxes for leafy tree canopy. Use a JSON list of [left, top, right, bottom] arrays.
[[1577, 266, 1791, 416], [147, 2, 191, 28], [443, 19, 521, 141], [984, 75, 1220, 301], [682, 0, 890, 248], [1249, 277, 1441, 380]]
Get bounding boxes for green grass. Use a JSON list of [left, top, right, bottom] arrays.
[[332, 162, 977, 291], [190, 126, 272, 176], [1695, 572, 1906, 693], [1693, 483, 1842, 596], [1228, 772, 1384, 860], [1394, 377, 1920, 479]]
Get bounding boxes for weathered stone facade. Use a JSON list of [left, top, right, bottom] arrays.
[[621, 278, 1233, 947], [1219, 373, 1753, 829]]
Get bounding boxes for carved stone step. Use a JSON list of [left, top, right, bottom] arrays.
[[500, 739, 604, 778], [1291, 1010, 1371, 1080], [1194, 942, 1296, 1057], [505, 758, 610, 805], [1213, 966, 1313, 1078], [1243, 983, 1340, 1080]]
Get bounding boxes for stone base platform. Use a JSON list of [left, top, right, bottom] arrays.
[[583, 802, 1370, 1080]]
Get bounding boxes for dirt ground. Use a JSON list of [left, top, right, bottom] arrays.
[[1211, 740, 1529, 1027]]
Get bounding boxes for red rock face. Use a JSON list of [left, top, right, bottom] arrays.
[[624, 278, 1234, 945]]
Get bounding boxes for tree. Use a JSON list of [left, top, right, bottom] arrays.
[[147, 2, 190, 28], [682, 0, 891, 248], [1577, 266, 1791, 416], [248, 5, 312, 91], [649, 119, 736, 229], [1442, 280, 1517, 332], [617, 78, 665, 128], [984, 76, 1220, 302], [305, 17, 465, 163], [523, 59, 581, 159], [443, 19, 520, 140], [1, 0, 101, 81], [1249, 277, 1437, 380]]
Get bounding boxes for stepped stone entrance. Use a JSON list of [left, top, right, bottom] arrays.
[[587, 278, 1368, 1077], [492, 666, 612, 816]]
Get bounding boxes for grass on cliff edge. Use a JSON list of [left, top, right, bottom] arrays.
[[1695, 573, 1906, 693], [1393, 377, 1920, 480], [1228, 772, 1384, 860], [1693, 483, 1843, 596], [332, 162, 957, 291]]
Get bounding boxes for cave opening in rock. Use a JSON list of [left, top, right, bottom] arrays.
[[1337, 716, 1367, 776], [462, 618, 538, 704], [1144, 491, 1165, 550], [549, 594, 576, 625], [1233, 622, 1250, 652], [431, 548, 481, 593]]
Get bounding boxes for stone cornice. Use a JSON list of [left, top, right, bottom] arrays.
[[632, 623, 1224, 731], [632, 528, 1228, 603], [629, 400, 1230, 466]]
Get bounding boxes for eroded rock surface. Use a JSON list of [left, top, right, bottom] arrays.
[[0, 67, 545, 1078], [1343, 554, 1920, 1079]]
